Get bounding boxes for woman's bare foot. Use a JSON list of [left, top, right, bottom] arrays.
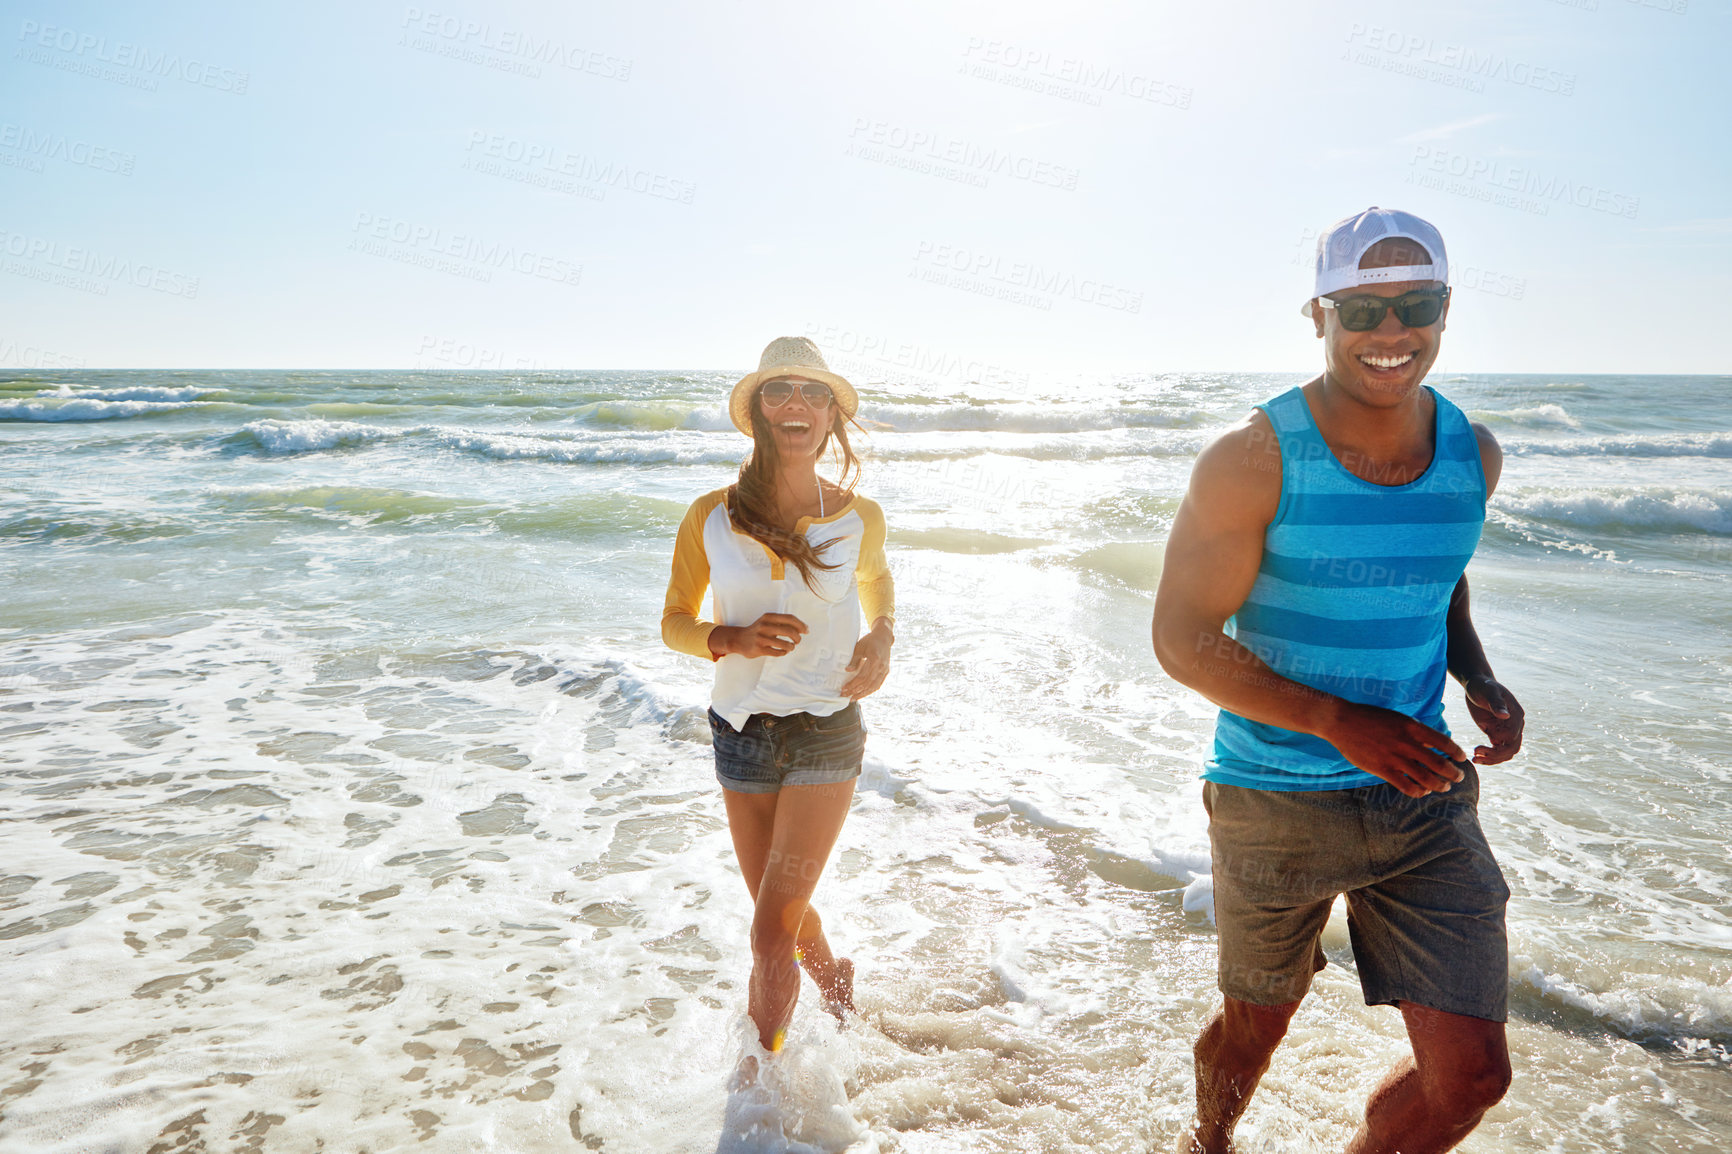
[[818, 956, 855, 1021], [728, 1053, 761, 1092]]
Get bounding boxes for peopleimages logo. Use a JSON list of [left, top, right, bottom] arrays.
[[802, 323, 1032, 393], [847, 119, 1081, 191], [0, 336, 84, 368], [15, 20, 250, 93], [399, 7, 631, 80], [348, 212, 583, 287], [1409, 146, 1640, 219], [911, 240, 1142, 313], [414, 335, 549, 370], [0, 228, 200, 297], [959, 38, 1193, 110], [463, 132, 696, 204], [0, 122, 135, 175], [1345, 23, 1576, 95]]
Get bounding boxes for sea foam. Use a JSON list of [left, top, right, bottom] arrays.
[[1467, 403, 1581, 429], [0, 395, 212, 421], [232, 418, 403, 453], [1497, 488, 1732, 535], [1507, 431, 1732, 457]]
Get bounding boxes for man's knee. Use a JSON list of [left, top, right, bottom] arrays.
[[1448, 1048, 1512, 1114], [1412, 1013, 1511, 1116], [1222, 996, 1301, 1049], [1202, 995, 1301, 1071]]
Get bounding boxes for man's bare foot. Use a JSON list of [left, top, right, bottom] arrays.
[[819, 957, 855, 1021]]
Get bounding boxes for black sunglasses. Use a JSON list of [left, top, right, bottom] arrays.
[[1319, 287, 1451, 332]]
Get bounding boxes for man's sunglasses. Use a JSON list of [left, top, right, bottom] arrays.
[[759, 380, 834, 409], [1318, 287, 1451, 332]]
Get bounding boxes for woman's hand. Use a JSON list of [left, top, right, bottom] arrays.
[[708, 613, 808, 659], [838, 620, 893, 700]]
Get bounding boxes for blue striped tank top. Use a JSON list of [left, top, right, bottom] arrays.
[[1205, 384, 1486, 791]]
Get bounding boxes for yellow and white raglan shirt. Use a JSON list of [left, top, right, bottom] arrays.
[[662, 488, 894, 730]]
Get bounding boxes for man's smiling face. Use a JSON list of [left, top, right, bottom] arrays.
[[1312, 237, 1450, 407]]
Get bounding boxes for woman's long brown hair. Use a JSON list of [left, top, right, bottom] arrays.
[[727, 388, 862, 592]]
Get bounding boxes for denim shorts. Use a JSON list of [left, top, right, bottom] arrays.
[[708, 703, 866, 794], [1204, 761, 1510, 1021]]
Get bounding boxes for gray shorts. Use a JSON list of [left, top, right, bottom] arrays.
[[1204, 762, 1510, 1021], [708, 703, 865, 793]]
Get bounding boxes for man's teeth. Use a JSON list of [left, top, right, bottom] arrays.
[[1358, 352, 1414, 370]]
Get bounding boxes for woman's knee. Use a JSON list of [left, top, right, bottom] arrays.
[[750, 898, 805, 959], [796, 904, 823, 942]]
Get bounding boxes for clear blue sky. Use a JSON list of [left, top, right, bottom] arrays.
[[2, 0, 1726, 374]]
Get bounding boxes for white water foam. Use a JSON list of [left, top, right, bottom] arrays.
[[1506, 431, 1732, 458], [433, 427, 743, 466], [1496, 487, 1732, 535], [1467, 403, 1581, 429], [49, 384, 221, 403], [8, 368, 1732, 1152], [233, 418, 405, 453], [0, 396, 213, 421], [1514, 964, 1732, 1047]]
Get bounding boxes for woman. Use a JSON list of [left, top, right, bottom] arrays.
[[662, 336, 895, 1054]]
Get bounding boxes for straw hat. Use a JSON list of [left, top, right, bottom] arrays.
[[728, 336, 858, 436]]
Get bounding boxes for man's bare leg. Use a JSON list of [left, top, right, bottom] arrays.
[[1345, 1003, 1510, 1154], [1177, 996, 1302, 1153]]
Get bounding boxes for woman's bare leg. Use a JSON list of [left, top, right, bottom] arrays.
[[723, 780, 856, 1047], [722, 789, 849, 999], [789, 904, 854, 1016]]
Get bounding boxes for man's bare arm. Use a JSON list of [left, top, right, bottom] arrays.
[[1447, 421, 1506, 688], [1151, 414, 1336, 733], [1446, 421, 1525, 765]]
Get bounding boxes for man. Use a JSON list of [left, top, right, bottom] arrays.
[[1151, 207, 1525, 1154]]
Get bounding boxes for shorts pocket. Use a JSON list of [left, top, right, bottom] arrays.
[[708, 710, 761, 759]]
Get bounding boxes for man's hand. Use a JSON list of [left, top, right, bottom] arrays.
[[838, 622, 892, 700], [708, 613, 808, 659], [1322, 701, 1471, 798], [1463, 674, 1524, 765]]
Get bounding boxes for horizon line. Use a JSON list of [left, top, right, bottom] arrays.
[[5, 366, 1728, 378]]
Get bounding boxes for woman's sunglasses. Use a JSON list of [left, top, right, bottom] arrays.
[[758, 380, 834, 409], [1318, 287, 1450, 332]]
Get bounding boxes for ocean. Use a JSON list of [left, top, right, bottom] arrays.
[[1, 368, 1728, 1153]]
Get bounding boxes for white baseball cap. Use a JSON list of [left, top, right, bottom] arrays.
[[1301, 207, 1449, 317]]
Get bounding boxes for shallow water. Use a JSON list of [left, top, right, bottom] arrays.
[[2, 369, 1728, 1151]]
